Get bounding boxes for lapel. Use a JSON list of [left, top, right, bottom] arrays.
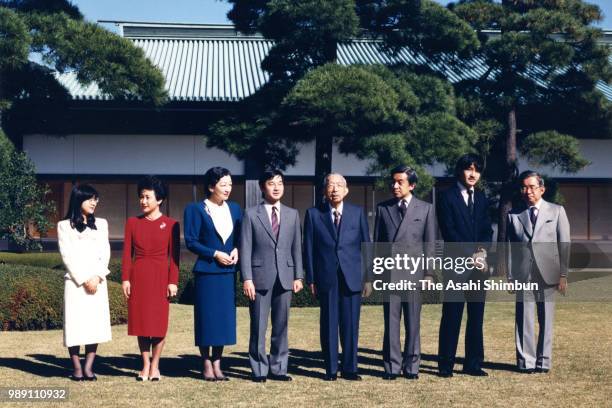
[[473, 190, 484, 231], [517, 206, 533, 240], [385, 200, 402, 232], [337, 202, 351, 240], [532, 200, 548, 239], [453, 184, 473, 229], [256, 203, 277, 243], [319, 203, 338, 242], [394, 196, 419, 241], [277, 203, 291, 244]]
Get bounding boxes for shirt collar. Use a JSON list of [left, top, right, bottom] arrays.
[[530, 199, 543, 210], [329, 201, 344, 215], [397, 194, 413, 207], [457, 181, 474, 194], [264, 200, 281, 211]]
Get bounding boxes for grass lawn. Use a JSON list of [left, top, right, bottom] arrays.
[[1, 275, 611, 407]]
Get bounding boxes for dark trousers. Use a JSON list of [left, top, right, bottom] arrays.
[[438, 299, 485, 372], [318, 270, 361, 375]]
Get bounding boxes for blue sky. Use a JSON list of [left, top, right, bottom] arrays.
[[73, 0, 612, 30]]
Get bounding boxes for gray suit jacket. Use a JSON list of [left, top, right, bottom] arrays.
[[507, 199, 571, 285], [240, 203, 304, 291], [374, 197, 437, 278]]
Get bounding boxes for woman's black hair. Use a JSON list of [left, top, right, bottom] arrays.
[[137, 175, 167, 201], [203, 167, 232, 198], [63, 184, 99, 232], [454, 153, 484, 178]]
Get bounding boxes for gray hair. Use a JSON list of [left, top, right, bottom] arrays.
[[323, 173, 347, 189], [519, 170, 545, 187]]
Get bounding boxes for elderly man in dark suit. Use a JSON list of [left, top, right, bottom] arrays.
[[373, 165, 436, 380], [240, 169, 304, 383], [437, 154, 493, 378], [304, 173, 371, 381]]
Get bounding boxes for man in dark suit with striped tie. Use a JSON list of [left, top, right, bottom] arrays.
[[304, 173, 371, 381]]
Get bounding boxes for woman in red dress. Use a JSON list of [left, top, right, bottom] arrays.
[[121, 176, 180, 381]]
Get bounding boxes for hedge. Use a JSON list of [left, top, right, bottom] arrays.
[[0, 264, 127, 331], [1, 252, 441, 309]]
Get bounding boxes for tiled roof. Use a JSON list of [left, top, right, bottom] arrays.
[[56, 23, 612, 102]]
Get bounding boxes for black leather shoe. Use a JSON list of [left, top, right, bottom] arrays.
[[269, 374, 292, 381], [341, 373, 362, 381], [402, 372, 419, 380], [535, 368, 549, 374], [519, 368, 535, 374], [438, 370, 453, 378], [462, 368, 488, 377], [69, 375, 84, 382], [382, 373, 398, 380], [324, 373, 337, 381], [84, 374, 97, 381], [252, 376, 267, 383]]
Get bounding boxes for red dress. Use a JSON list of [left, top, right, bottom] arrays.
[[121, 215, 180, 337]]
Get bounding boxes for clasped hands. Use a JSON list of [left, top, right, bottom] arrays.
[[121, 281, 178, 299], [83, 276, 101, 294], [214, 248, 239, 266]]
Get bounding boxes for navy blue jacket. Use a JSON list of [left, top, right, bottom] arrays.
[[184, 201, 242, 274], [304, 202, 371, 292], [437, 184, 493, 252]]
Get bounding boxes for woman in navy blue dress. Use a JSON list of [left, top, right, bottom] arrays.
[[184, 167, 241, 381]]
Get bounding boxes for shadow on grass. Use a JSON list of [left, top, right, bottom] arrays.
[[0, 346, 517, 380]]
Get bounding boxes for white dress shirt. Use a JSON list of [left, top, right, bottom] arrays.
[[329, 201, 344, 224], [457, 181, 475, 205], [397, 194, 413, 209], [263, 200, 281, 225]]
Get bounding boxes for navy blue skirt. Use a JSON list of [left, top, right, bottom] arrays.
[[194, 272, 236, 346]]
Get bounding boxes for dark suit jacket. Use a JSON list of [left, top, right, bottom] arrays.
[[184, 200, 242, 274], [437, 184, 493, 246], [304, 202, 371, 293]]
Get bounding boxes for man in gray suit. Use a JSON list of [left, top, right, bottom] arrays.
[[371, 165, 436, 380], [240, 169, 304, 382], [507, 170, 570, 374]]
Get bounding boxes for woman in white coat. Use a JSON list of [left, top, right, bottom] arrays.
[[57, 184, 112, 381]]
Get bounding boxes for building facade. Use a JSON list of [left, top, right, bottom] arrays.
[[14, 22, 612, 243]]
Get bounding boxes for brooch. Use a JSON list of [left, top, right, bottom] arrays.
[[160, 222, 167, 230]]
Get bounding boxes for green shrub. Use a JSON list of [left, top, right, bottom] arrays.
[[0, 253, 441, 308], [0, 264, 127, 331], [0, 252, 64, 269]]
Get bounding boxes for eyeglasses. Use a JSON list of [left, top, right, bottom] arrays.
[[521, 185, 542, 192], [326, 183, 346, 189], [87, 197, 100, 203]]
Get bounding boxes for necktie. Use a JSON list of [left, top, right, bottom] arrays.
[[333, 209, 341, 230], [399, 199, 407, 219], [529, 206, 538, 229], [467, 189, 474, 217], [271, 206, 279, 238]]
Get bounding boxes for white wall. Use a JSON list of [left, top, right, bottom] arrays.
[[24, 134, 243, 175], [23, 134, 612, 178]]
